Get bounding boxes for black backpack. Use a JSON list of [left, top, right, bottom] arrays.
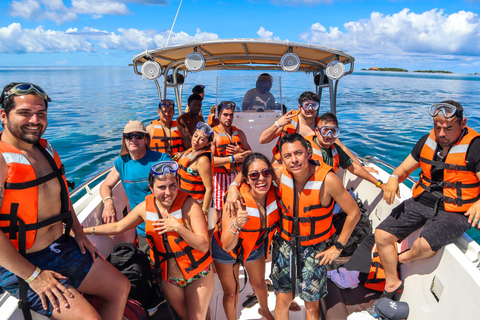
[[107, 242, 162, 309], [328, 195, 373, 257]]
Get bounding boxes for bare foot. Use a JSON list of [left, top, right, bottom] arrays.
[[258, 307, 275, 320], [289, 300, 301, 312]]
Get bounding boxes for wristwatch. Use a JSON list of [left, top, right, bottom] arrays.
[[334, 241, 345, 251]]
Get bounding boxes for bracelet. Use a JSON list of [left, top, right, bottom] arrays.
[[25, 266, 41, 284], [275, 121, 280, 129], [231, 155, 235, 163], [390, 174, 399, 180], [376, 180, 383, 188], [92, 226, 96, 235], [102, 197, 112, 204], [230, 220, 239, 234], [230, 181, 239, 188]]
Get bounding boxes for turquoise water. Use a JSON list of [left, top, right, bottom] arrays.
[[1, 67, 480, 241]]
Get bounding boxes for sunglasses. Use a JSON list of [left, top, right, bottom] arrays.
[[196, 122, 213, 135], [159, 99, 175, 108], [301, 101, 319, 111], [2, 83, 51, 103], [248, 168, 272, 181], [151, 161, 179, 176], [123, 132, 147, 140]]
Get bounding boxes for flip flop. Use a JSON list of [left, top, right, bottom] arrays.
[[242, 294, 258, 308], [380, 281, 404, 300]]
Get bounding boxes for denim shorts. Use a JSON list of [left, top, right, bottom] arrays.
[[211, 235, 265, 264]]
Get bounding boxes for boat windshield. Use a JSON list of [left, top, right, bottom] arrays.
[[215, 75, 283, 113]]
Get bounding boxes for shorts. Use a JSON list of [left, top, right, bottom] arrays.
[[166, 265, 211, 288], [213, 172, 236, 210], [270, 235, 328, 302], [211, 235, 265, 264], [0, 235, 94, 317], [376, 197, 471, 252]]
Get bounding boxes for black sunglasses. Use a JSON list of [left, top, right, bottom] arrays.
[[248, 168, 272, 181], [123, 132, 147, 140]]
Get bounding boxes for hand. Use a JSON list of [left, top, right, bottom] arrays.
[[383, 177, 400, 205], [29, 269, 74, 312], [172, 151, 183, 161], [277, 109, 295, 127], [378, 183, 386, 193], [224, 185, 244, 218], [74, 232, 105, 262], [235, 200, 249, 228], [153, 214, 182, 234], [226, 144, 243, 155], [363, 166, 379, 174], [465, 201, 480, 229], [315, 246, 342, 266], [234, 150, 252, 163], [102, 200, 116, 224]]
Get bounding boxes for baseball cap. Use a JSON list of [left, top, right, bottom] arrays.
[[373, 298, 409, 320]]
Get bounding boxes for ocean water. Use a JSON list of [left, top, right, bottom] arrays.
[[1, 67, 480, 239]]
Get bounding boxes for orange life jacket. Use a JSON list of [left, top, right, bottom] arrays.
[[214, 184, 280, 264], [213, 125, 242, 174], [150, 119, 184, 156], [207, 114, 216, 127], [311, 140, 339, 173], [411, 127, 480, 212], [144, 191, 212, 281], [365, 243, 399, 292], [278, 160, 335, 246], [0, 137, 73, 254], [272, 111, 319, 161], [177, 147, 212, 201]]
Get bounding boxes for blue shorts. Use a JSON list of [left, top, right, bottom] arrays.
[[0, 235, 94, 317], [211, 235, 265, 264]]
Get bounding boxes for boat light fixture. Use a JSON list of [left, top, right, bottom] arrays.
[[141, 60, 162, 81], [325, 60, 345, 81], [280, 53, 300, 72], [185, 51, 206, 72]]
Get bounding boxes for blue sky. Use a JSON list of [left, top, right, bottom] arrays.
[[1, 0, 479, 73]]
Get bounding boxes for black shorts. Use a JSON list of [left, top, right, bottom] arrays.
[[376, 198, 470, 252]]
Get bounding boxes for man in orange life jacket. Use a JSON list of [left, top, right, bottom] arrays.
[[375, 101, 480, 300], [146, 99, 184, 158], [0, 82, 129, 319], [212, 101, 251, 214], [225, 133, 360, 320]]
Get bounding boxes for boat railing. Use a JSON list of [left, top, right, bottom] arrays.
[[70, 167, 113, 199], [359, 155, 417, 186]]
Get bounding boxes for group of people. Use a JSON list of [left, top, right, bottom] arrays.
[[0, 80, 479, 320]]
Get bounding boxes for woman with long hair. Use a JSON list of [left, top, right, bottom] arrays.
[[211, 152, 279, 320], [84, 161, 213, 320]]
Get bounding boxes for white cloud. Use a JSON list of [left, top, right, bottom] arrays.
[[71, 0, 129, 15], [0, 23, 219, 54], [257, 27, 281, 41], [300, 9, 480, 57]]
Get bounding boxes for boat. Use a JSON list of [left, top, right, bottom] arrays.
[[1, 39, 480, 319]]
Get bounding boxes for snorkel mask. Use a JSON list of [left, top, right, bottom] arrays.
[[429, 103, 462, 119], [151, 161, 179, 177], [196, 122, 213, 135]]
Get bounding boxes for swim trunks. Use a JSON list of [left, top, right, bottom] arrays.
[[376, 197, 470, 252], [166, 265, 211, 288], [212, 172, 236, 210], [0, 235, 94, 317], [211, 235, 265, 264], [270, 235, 328, 302]]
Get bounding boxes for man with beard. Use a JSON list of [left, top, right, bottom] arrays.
[[225, 133, 360, 319], [178, 94, 205, 150], [375, 101, 480, 300], [212, 101, 251, 214], [0, 82, 130, 319], [242, 73, 276, 111]]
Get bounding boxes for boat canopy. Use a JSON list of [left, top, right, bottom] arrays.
[[131, 39, 355, 114]]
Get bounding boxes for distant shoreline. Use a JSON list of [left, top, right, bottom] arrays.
[[361, 68, 479, 75]]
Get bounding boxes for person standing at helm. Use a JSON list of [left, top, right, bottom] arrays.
[[147, 99, 184, 159], [212, 101, 252, 215], [100, 120, 170, 256], [0, 82, 129, 319], [242, 73, 276, 111], [375, 101, 480, 300]]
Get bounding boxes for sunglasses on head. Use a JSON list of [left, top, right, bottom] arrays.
[[159, 99, 175, 108], [301, 101, 319, 111], [2, 83, 51, 103], [248, 168, 272, 181], [123, 132, 147, 140]]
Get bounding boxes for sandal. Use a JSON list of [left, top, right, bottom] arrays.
[[380, 281, 404, 300], [242, 294, 258, 308]]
